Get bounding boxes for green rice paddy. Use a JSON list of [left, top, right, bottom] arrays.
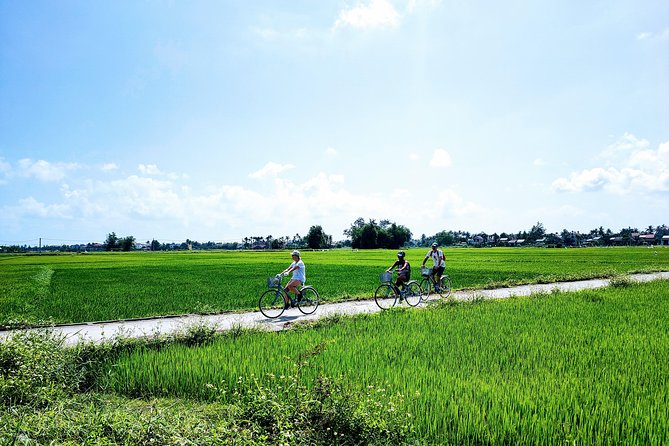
[[104, 280, 669, 445], [1, 247, 668, 325], [2, 247, 669, 444]]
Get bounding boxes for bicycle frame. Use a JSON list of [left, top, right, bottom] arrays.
[[259, 275, 320, 318], [419, 269, 452, 299], [375, 270, 422, 309]]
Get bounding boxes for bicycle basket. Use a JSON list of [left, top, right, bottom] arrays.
[[267, 276, 281, 287], [421, 266, 433, 277], [380, 271, 393, 283]]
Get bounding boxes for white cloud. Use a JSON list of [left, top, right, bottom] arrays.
[[18, 159, 79, 182], [102, 163, 119, 171], [533, 158, 546, 167], [599, 132, 650, 164], [136, 164, 186, 180], [334, 0, 401, 30], [253, 26, 279, 41], [429, 149, 452, 168], [406, 0, 442, 13], [434, 189, 483, 216], [18, 196, 71, 218], [391, 188, 411, 199], [138, 164, 163, 176], [249, 162, 295, 179], [325, 147, 338, 157], [552, 136, 669, 194], [636, 28, 669, 42], [552, 167, 618, 192], [1, 153, 497, 242], [3, 163, 390, 241]]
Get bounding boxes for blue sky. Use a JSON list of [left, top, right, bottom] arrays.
[[1, 0, 668, 245]]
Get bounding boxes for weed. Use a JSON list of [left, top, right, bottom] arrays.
[[609, 274, 633, 288]]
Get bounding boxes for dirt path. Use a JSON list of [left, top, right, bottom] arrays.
[[2, 272, 668, 345]]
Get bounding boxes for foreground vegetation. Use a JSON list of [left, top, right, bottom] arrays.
[[1, 247, 668, 327], [1, 325, 412, 445], [2, 279, 668, 444]]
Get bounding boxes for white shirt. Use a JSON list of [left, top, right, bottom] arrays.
[[426, 249, 446, 267], [290, 260, 306, 282]]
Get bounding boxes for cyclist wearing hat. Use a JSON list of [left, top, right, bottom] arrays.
[[386, 251, 411, 292], [422, 243, 446, 286], [280, 250, 306, 304]]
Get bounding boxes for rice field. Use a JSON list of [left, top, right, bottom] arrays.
[[1, 247, 668, 325], [104, 279, 669, 445]]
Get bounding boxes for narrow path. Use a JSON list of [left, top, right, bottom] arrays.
[[2, 272, 668, 345]]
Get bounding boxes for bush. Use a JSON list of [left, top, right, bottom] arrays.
[[209, 342, 415, 445], [0, 330, 85, 407], [1, 332, 416, 445]]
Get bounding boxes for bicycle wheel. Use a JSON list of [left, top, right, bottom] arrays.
[[438, 275, 452, 298], [404, 281, 422, 307], [259, 289, 286, 318], [297, 286, 319, 315], [374, 284, 397, 310], [419, 278, 433, 301]]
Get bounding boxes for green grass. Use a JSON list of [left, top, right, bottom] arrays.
[[1, 325, 412, 445], [1, 247, 668, 326], [103, 280, 669, 445]]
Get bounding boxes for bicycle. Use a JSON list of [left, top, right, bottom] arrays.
[[419, 266, 452, 300], [259, 274, 320, 318], [374, 270, 422, 310]]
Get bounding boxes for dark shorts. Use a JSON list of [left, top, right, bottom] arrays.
[[433, 266, 445, 276], [398, 271, 410, 281]]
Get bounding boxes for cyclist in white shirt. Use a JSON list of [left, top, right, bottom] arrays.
[[422, 242, 446, 287], [280, 250, 306, 305]]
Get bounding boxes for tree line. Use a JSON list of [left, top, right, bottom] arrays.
[[2, 220, 667, 253]]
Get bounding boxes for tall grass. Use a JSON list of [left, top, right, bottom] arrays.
[[104, 280, 669, 445], [0, 327, 413, 445], [1, 247, 668, 325]]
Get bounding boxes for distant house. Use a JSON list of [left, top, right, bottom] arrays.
[[662, 235, 669, 246], [582, 236, 601, 246], [638, 233, 656, 245], [509, 239, 525, 246], [468, 235, 484, 246], [610, 236, 625, 246]]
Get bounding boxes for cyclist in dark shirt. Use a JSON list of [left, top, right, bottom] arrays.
[[386, 251, 411, 292]]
